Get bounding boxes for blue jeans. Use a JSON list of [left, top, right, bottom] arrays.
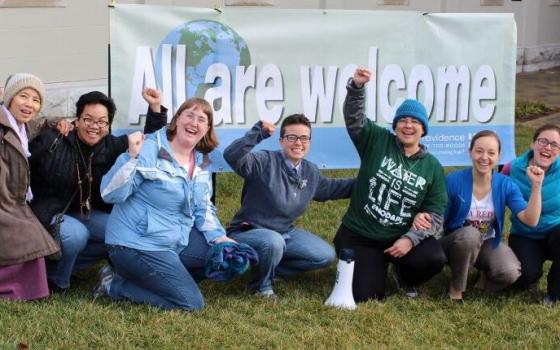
[[229, 228, 336, 293], [106, 228, 211, 311], [47, 209, 108, 289]]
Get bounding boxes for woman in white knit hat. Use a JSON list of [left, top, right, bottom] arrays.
[[0, 73, 59, 300]]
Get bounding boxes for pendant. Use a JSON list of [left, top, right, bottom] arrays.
[[85, 198, 91, 211]]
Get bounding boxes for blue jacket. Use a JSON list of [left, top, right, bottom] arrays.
[[444, 168, 527, 248], [509, 150, 560, 239], [101, 128, 225, 252]]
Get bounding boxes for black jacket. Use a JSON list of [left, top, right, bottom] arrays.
[[29, 107, 167, 226]]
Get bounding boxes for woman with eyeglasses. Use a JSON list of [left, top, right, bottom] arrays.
[[28, 89, 166, 292], [98, 98, 235, 311], [502, 124, 560, 305], [440, 130, 544, 302], [223, 114, 354, 300]]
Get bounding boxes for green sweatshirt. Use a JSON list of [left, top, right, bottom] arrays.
[[342, 80, 447, 242]]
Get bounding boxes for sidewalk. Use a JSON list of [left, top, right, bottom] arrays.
[[516, 67, 560, 128]]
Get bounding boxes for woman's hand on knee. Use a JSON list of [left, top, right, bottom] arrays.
[[212, 235, 237, 244], [384, 237, 413, 258]]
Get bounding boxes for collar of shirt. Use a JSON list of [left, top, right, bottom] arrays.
[[2, 104, 30, 157], [281, 151, 301, 175]]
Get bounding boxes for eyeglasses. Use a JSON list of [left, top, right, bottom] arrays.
[[397, 117, 421, 126], [283, 134, 311, 143], [535, 138, 560, 151], [82, 117, 109, 128], [180, 111, 208, 126]]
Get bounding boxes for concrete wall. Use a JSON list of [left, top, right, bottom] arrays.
[[0, 1, 108, 116], [0, 0, 558, 117]]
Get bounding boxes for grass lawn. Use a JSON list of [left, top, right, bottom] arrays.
[[2, 123, 559, 349]]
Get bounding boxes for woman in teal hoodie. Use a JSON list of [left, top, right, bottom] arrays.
[[503, 124, 560, 305]]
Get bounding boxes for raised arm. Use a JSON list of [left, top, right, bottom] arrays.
[[142, 87, 167, 134], [100, 138, 150, 204], [343, 68, 372, 143], [223, 120, 274, 178], [516, 165, 544, 226]]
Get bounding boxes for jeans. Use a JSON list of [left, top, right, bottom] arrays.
[[229, 227, 336, 293], [333, 224, 447, 301], [107, 228, 211, 311], [509, 230, 560, 301], [47, 209, 108, 289]]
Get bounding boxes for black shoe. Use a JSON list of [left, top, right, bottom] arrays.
[[392, 266, 418, 299], [48, 280, 67, 294]]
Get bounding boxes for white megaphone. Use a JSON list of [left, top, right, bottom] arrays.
[[324, 248, 357, 310]]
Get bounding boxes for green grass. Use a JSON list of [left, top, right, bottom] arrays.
[[515, 100, 554, 121], [2, 124, 559, 349]]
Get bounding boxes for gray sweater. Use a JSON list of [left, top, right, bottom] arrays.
[[224, 121, 355, 234]]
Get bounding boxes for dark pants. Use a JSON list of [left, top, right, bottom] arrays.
[[333, 224, 447, 302], [509, 230, 560, 301]]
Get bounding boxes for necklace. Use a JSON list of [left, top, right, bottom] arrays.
[[74, 138, 93, 219]]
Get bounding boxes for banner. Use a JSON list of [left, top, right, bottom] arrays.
[[110, 5, 517, 170]]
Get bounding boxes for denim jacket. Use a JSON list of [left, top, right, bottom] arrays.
[[101, 128, 225, 252]]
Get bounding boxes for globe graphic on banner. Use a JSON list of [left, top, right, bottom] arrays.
[[155, 20, 251, 103]]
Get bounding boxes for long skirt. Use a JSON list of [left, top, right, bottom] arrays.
[[0, 257, 49, 301]]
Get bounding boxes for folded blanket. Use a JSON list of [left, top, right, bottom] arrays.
[[205, 242, 259, 281]]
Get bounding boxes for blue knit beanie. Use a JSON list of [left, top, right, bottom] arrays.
[[392, 99, 429, 136]]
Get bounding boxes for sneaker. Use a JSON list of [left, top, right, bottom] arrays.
[[544, 295, 556, 307], [254, 289, 280, 301], [93, 265, 114, 299], [392, 266, 418, 299]]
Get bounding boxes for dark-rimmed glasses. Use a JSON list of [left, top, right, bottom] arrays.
[[283, 134, 311, 143], [82, 117, 109, 128], [535, 138, 560, 152]]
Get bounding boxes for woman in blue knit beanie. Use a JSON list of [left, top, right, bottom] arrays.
[[502, 124, 560, 306], [333, 67, 448, 301]]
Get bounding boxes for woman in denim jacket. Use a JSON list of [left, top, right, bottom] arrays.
[[98, 97, 234, 311]]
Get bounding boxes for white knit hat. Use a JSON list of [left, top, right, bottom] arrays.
[[2, 73, 45, 109]]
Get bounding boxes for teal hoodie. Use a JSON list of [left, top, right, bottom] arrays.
[[509, 150, 560, 239]]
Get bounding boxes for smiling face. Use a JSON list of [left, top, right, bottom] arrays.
[[395, 117, 423, 150], [470, 135, 500, 175], [75, 103, 110, 146], [532, 129, 560, 170], [7, 88, 41, 125], [172, 105, 209, 149], [279, 124, 311, 164]]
